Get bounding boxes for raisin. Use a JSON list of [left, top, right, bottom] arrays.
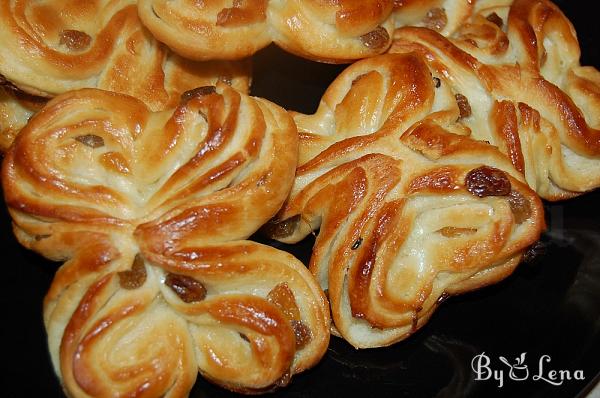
[[455, 93, 472, 119], [507, 190, 532, 224], [59, 30, 92, 51], [422, 8, 447, 31], [267, 282, 301, 321], [433, 77, 441, 88], [359, 26, 390, 50], [165, 273, 207, 303], [239, 333, 250, 343], [180, 86, 217, 102], [291, 319, 312, 349], [263, 215, 301, 239], [75, 134, 104, 148], [118, 254, 147, 290], [465, 166, 511, 197], [486, 12, 503, 28]]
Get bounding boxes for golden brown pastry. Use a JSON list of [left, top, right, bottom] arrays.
[[137, 0, 474, 62], [266, 53, 544, 348], [0, 0, 250, 150], [390, 0, 600, 200], [2, 84, 329, 396]]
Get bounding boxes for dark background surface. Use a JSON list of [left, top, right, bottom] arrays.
[[2, 1, 599, 397]]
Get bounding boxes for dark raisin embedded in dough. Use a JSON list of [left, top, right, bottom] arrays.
[[455, 93, 472, 119], [262, 215, 301, 239], [433, 77, 441, 88], [507, 190, 532, 224], [75, 134, 104, 148], [351, 237, 363, 250], [59, 30, 92, 51], [291, 319, 312, 349], [118, 254, 147, 290], [422, 8, 447, 31], [180, 86, 217, 102], [360, 26, 390, 50], [165, 273, 207, 303], [465, 166, 511, 197], [216, 7, 235, 26], [486, 12, 504, 28], [239, 333, 250, 343]]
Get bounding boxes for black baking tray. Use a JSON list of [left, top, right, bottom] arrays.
[[2, 1, 598, 397]]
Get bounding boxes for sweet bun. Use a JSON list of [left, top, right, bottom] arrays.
[[2, 84, 329, 396], [267, 53, 544, 348], [391, 0, 600, 199]]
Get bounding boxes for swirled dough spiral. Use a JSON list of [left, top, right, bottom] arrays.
[[390, 0, 600, 199], [2, 84, 329, 396], [266, 53, 544, 348], [137, 0, 474, 62]]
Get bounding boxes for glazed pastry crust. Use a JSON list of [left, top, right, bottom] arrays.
[[2, 85, 329, 396], [391, 0, 600, 199], [267, 53, 545, 348], [0, 1, 250, 101], [137, 0, 474, 62]]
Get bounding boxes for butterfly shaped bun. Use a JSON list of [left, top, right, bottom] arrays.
[[2, 84, 329, 396], [266, 53, 545, 348]]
